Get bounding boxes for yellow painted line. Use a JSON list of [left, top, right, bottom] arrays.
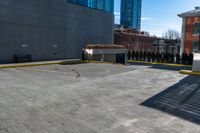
[[128, 60, 192, 67], [180, 70, 200, 76]]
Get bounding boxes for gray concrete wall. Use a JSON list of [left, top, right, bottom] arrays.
[[92, 55, 102, 61], [85, 54, 116, 63], [104, 54, 116, 63], [66, 3, 114, 58], [0, 0, 114, 63]]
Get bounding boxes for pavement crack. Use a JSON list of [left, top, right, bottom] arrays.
[[72, 69, 80, 78]]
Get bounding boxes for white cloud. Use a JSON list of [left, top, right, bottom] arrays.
[[141, 17, 154, 21], [141, 18, 182, 37]]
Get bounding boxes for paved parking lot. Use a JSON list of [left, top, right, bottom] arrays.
[[0, 63, 199, 133]]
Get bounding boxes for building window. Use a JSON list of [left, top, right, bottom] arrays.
[[193, 23, 200, 34], [192, 41, 200, 52], [68, 0, 88, 6], [68, 0, 114, 13]]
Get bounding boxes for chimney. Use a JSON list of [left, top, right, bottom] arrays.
[[195, 6, 200, 10]]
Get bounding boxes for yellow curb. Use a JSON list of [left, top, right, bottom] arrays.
[[180, 70, 200, 76], [83, 60, 126, 66], [0, 60, 126, 69], [83, 60, 113, 64], [60, 60, 84, 65], [128, 60, 192, 68], [0, 60, 83, 69]]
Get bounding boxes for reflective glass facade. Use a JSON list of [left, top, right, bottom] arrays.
[[120, 0, 142, 31], [68, 0, 114, 13], [68, 0, 88, 6]]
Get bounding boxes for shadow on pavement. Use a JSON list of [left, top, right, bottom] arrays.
[[128, 62, 191, 71], [141, 75, 200, 124]]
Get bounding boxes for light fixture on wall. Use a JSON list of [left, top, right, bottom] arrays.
[[21, 44, 28, 48], [53, 44, 58, 48]]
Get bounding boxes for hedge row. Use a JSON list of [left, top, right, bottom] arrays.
[[127, 51, 193, 65]]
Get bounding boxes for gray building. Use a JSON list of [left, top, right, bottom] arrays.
[[0, 0, 114, 63]]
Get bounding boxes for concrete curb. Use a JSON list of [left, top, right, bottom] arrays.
[[128, 60, 192, 68], [0, 59, 82, 69], [180, 70, 200, 76]]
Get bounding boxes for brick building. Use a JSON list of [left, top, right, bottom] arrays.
[[114, 27, 181, 54], [178, 7, 200, 54], [114, 28, 156, 52]]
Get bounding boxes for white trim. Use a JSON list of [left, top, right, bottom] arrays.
[[180, 18, 186, 55], [193, 34, 200, 36], [85, 49, 128, 55]]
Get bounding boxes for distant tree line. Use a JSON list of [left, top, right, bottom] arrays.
[[127, 50, 193, 65]]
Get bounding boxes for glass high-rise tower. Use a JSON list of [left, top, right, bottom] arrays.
[[68, 0, 114, 13], [120, 0, 142, 31]]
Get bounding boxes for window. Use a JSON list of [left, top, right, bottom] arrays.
[[68, 0, 114, 13], [192, 41, 200, 52], [68, 0, 88, 6], [193, 23, 200, 34]]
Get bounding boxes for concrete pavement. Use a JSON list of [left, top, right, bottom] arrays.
[[0, 63, 199, 133]]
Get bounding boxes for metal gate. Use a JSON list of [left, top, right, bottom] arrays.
[[116, 54, 125, 64]]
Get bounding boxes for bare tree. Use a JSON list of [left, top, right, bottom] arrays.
[[162, 29, 181, 40], [162, 29, 181, 54]]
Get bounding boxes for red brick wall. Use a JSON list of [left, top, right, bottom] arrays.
[[114, 32, 155, 52], [184, 16, 200, 53]]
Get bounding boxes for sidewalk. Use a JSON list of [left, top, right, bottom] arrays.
[[0, 59, 82, 69], [128, 60, 192, 68]]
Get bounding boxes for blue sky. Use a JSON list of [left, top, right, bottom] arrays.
[[114, 0, 200, 36]]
